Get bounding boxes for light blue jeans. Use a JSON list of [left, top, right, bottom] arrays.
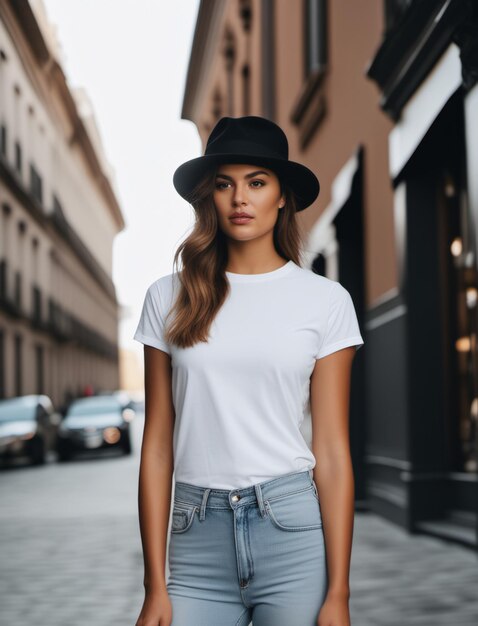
[[167, 469, 328, 625]]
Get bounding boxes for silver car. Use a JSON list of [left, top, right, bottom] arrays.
[[0, 395, 60, 465]]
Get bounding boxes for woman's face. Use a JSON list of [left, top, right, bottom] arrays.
[[213, 163, 285, 241]]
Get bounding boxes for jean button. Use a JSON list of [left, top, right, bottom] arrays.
[[231, 494, 241, 502]]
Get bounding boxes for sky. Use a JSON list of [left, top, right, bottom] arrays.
[[41, 0, 201, 359]]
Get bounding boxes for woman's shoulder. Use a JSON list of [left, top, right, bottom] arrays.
[[149, 271, 177, 289], [292, 264, 345, 297], [144, 271, 180, 305]]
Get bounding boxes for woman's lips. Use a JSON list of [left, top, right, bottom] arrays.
[[230, 216, 254, 224]]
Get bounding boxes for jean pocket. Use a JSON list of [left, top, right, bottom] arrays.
[[171, 501, 198, 534], [265, 486, 323, 532]]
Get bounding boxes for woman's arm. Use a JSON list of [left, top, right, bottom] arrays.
[[138, 345, 175, 594], [310, 346, 357, 609]]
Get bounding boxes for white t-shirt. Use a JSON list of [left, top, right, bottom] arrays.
[[133, 260, 364, 489]]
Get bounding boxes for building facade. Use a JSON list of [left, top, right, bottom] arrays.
[[0, 0, 125, 410], [181, 0, 478, 549]]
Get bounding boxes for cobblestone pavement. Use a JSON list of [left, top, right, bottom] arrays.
[[350, 511, 478, 626], [0, 414, 477, 626]]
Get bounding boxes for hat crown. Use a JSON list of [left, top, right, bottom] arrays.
[[205, 116, 289, 160]]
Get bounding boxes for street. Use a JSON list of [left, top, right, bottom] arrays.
[[1, 414, 477, 626]]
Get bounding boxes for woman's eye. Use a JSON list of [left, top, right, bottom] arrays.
[[215, 180, 264, 190]]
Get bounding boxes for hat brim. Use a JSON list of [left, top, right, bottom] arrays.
[[173, 153, 320, 211]]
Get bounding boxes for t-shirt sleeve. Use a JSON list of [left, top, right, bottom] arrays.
[[133, 281, 171, 355], [315, 282, 364, 360]]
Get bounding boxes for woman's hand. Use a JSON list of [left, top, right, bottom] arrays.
[[135, 588, 173, 626], [316, 591, 351, 626]]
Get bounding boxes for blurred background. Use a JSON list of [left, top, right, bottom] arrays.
[[0, 0, 477, 625]]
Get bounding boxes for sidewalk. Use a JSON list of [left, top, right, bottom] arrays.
[[349, 510, 478, 625]]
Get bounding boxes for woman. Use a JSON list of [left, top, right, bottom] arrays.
[[133, 116, 364, 626]]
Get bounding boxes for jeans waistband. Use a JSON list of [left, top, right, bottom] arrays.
[[173, 469, 317, 521]]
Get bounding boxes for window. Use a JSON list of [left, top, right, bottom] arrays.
[[239, 0, 252, 115], [304, 0, 328, 78], [14, 270, 22, 310], [291, 0, 329, 147], [242, 64, 250, 116], [15, 140, 22, 175], [32, 285, 42, 325], [223, 29, 235, 116], [0, 329, 4, 399], [35, 344, 44, 394], [0, 123, 6, 159], [30, 163, 43, 206], [260, 0, 276, 119], [212, 87, 223, 121], [0, 259, 6, 301], [14, 333, 22, 397]]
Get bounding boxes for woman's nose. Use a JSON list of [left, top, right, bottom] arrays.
[[232, 183, 248, 205]]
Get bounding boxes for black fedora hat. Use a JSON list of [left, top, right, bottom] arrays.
[[172, 116, 320, 211]]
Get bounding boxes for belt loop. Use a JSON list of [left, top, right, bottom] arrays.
[[199, 488, 211, 521], [255, 483, 267, 518]]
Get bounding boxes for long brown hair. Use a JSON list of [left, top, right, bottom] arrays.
[[164, 163, 305, 350]]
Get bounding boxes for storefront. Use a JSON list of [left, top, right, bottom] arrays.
[[367, 1, 478, 548]]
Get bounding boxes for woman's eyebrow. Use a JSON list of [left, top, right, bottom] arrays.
[[215, 170, 271, 180]]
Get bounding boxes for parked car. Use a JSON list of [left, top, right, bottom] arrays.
[[0, 395, 61, 465], [56, 395, 134, 461], [97, 389, 143, 414], [125, 392, 144, 415]]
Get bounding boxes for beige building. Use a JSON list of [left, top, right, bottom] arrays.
[[0, 0, 125, 409], [181, 0, 478, 549], [119, 347, 144, 394]]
